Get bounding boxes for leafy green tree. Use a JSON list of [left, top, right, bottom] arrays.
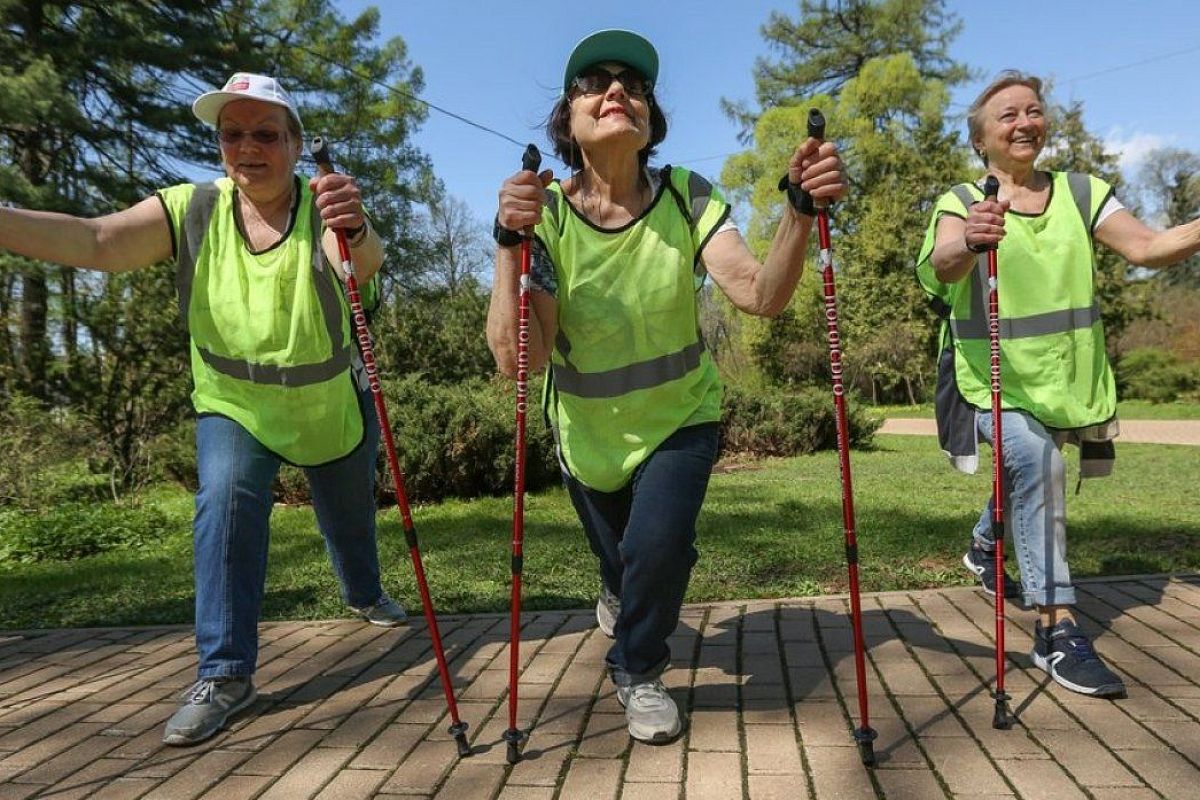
[[722, 54, 968, 401], [722, 0, 970, 138]]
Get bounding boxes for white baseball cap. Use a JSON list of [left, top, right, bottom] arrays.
[[192, 72, 303, 130]]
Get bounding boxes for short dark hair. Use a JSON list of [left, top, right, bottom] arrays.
[[546, 91, 668, 171]]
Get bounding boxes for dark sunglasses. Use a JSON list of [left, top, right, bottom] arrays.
[[216, 128, 284, 145], [572, 67, 653, 97]]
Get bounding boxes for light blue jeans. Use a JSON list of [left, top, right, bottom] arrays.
[[972, 410, 1075, 607], [192, 389, 384, 679]]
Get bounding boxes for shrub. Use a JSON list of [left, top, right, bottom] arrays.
[[241, 374, 562, 506], [1116, 347, 1200, 403], [0, 393, 94, 508], [378, 374, 560, 503], [0, 503, 174, 563], [721, 384, 881, 457], [147, 377, 882, 506], [142, 375, 560, 505]]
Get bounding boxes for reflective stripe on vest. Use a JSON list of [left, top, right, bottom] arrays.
[[175, 184, 351, 386], [552, 332, 707, 398], [947, 175, 1097, 341]]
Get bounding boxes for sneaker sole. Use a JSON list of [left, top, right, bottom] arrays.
[[626, 716, 682, 744], [363, 615, 408, 628], [1031, 650, 1126, 698], [961, 552, 1022, 600], [617, 689, 683, 743], [596, 598, 615, 639], [162, 685, 258, 746]]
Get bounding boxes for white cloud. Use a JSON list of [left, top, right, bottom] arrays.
[[1103, 127, 1177, 175]]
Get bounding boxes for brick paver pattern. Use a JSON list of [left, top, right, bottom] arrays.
[[1, 575, 1198, 798]]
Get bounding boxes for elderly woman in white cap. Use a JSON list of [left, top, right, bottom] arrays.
[[0, 72, 406, 745], [488, 30, 847, 743]]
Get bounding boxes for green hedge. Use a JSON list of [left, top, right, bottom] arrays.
[[148, 377, 881, 507], [721, 384, 881, 457], [1117, 347, 1200, 403], [0, 503, 173, 563]]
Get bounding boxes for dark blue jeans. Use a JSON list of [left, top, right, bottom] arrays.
[[563, 423, 720, 686], [192, 389, 383, 679]]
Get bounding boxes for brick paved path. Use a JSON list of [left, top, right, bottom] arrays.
[[2, 575, 1199, 799]]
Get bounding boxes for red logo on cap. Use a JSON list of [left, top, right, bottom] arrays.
[[228, 80, 250, 92]]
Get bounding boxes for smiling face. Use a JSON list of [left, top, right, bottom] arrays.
[[216, 99, 301, 199], [975, 84, 1047, 170], [567, 61, 652, 159]]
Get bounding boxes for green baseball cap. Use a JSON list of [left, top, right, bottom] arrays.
[[562, 29, 659, 94]]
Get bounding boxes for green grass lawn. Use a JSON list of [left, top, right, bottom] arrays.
[[3, 435, 1196, 630], [869, 399, 1200, 420]]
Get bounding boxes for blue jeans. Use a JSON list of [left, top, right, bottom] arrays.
[[193, 389, 383, 678], [972, 410, 1075, 607], [563, 423, 720, 686]]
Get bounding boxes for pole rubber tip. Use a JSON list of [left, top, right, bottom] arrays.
[[853, 727, 878, 767], [449, 721, 472, 757], [502, 727, 525, 764], [992, 692, 1012, 730]]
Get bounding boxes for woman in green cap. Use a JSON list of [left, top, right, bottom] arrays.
[[488, 29, 847, 743]]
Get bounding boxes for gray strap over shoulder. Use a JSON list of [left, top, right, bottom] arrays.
[[949, 183, 978, 212], [176, 183, 220, 330], [1065, 172, 1092, 232]]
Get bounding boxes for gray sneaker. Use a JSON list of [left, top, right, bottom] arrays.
[[596, 584, 620, 638], [351, 593, 408, 627], [616, 679, 683, 743], [162, 676, 256, 746]]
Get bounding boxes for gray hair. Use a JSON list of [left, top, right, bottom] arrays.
[[967, 70, 1046, 165]]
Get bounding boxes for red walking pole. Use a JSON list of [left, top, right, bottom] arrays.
[[981, 174, 1013, 730], [800, 109, 877, 766], [310, 137, 472, 757], [504, 143, 542, 766]]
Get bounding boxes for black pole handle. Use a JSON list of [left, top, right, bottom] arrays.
[[807, 108, 826, 141], [983, 174, 1000, 201], [979, 175, 1002, 253], [521, 144, 541, 174], [309, 137, 334, 172]]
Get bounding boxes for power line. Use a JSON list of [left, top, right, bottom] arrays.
[[1064, 43, 1200, 83], [236, 14, 569, 166]]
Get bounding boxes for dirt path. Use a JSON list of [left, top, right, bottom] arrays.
[[880, 417, 1200, 445]]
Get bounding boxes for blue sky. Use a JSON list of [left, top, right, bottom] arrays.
[[333, 0, 1197, 224]]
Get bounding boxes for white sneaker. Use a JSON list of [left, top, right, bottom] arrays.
[[596, 584, 620, 638], [616, 679, 682, 743]]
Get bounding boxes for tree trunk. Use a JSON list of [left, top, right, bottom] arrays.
[[19, 266, 49, 399], [60, 267, 78, 362]]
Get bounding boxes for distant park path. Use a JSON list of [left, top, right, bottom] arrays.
[[880, 418, 1200, 446]]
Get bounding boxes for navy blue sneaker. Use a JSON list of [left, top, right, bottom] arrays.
[[1031, 619, 1126, 698], [962, 544, 1022, 599]]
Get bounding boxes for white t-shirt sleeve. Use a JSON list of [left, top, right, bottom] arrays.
[[1095, 194, 1124, 229]]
